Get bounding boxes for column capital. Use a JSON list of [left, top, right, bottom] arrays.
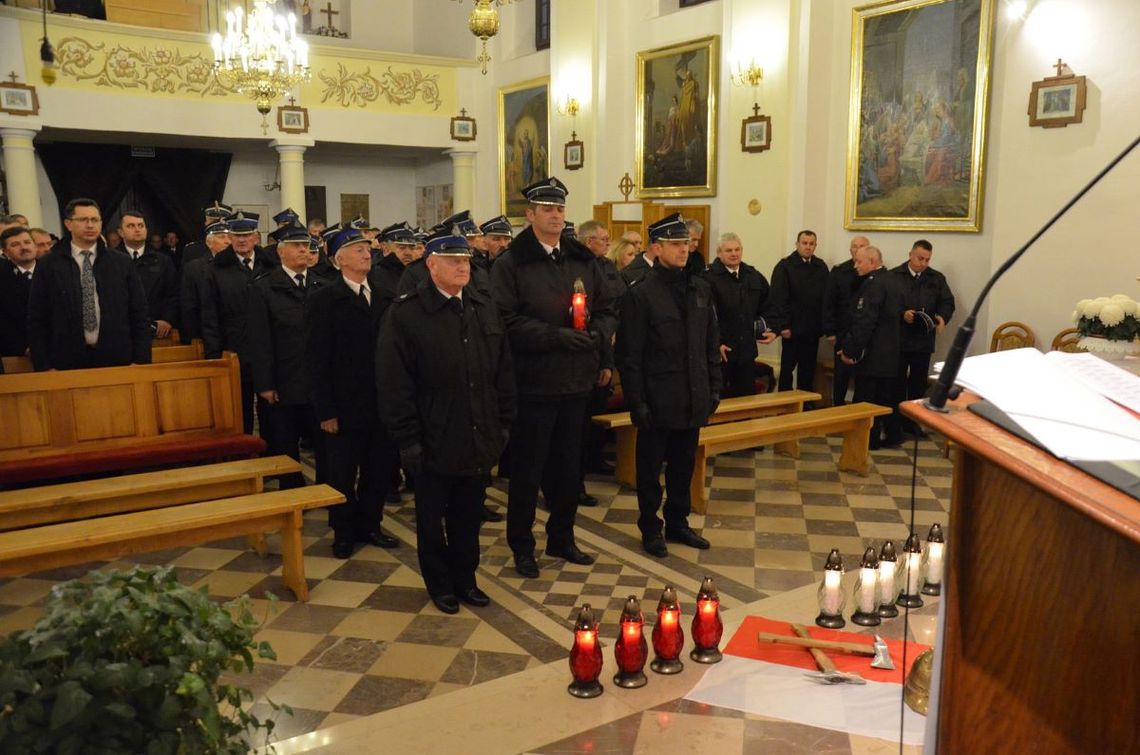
[[270, 137, 315, 152], [444, 148, 478, 158], [0, 124, 43, 140]]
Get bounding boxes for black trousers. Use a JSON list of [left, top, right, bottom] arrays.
[[635, 426, 700, 538], [324, 422, 386, 540], [854, 374, 902, 446], [778, 335, 819, 392], [722, 358, 758, 398], [832, 348, 856, 406], [414, 471, 484, 597], [507, 396, 587, 557], [262, 402, 319, 488], [898, 350, 932, 402], [580, 384, 613, 479]]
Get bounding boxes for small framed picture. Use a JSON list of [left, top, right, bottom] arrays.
[[1028, 74, 1086, 128], [564, 138, 584, 170], [450, 114, 477, 141], [0, 82, 40, 116], [741, 114, 771, 153], [277, 105, 310, 134]]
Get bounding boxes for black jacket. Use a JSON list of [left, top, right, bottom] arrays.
[[378, 281, 516, 477], [768, 251, 830, 337], [123, 248, 179, 327], [181, 240, 208, 268], [616, 267, 722, 429], [305, 276, 383, 431], [619, 253, 653, 288], [705, 258, 770, 364], [27, 240, 152, 370], [821, 258, 859, 340], [398, 256, 491, 297], [890, 263, 955, 354], [369, 253, 406, 319], [491, 227, 618, 399], [179, 255, 212, 342], [0, 262, 32, 356], [840, 268, 902, 378], [247, 267, 325, 405], [310, 253, 339, 282], [595, 255, 626, 312], [200, 247, 277, 364]]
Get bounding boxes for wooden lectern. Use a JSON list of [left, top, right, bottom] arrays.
[[902, 395, 1139, 754]]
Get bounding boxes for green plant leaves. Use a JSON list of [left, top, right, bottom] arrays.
[[49, 681, 92, 730]]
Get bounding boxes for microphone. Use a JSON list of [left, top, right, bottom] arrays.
[[924, 135, 1140, 412]]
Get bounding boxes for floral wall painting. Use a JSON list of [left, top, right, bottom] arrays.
[[499, 77, 550, 221], [845, 0, 996, 232], [636, 36, 719, 198]]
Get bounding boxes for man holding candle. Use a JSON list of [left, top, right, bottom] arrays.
[[616, 213, 721, 558]]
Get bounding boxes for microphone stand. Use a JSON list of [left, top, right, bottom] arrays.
[[924, 135, 1140, 412]]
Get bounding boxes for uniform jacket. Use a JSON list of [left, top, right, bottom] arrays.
[[27, 240, 152, 370], [705, 258, 770, 364], [0, 262, 32, 356], [309, 253, 339, 282], [122, 248, 179, 327], [890, 262, 955, 354], [840, 268, 902, 378], [398, 256, 491, 297], [181, 240, 208, 268], [821, 258, 859, 340], [305, 276, 383, 431], [619, 252, 653, 288], [490, 226, 618, 399], [179, 255, 211, 342], [616, 267, 722, 429], [378, 280, 516, 477], [595, 255, 626, 309], [369, 253, 406, 319], [768, 251, 830, 337], [199, 246, 277, 363], [246, 266, 325, 404]]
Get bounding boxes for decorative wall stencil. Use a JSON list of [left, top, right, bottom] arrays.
[[56, 36, 232, 97], [318, 64, 442, 110]]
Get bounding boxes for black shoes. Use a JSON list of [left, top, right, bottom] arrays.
[[588, 460, 615, 475], [359, 529, 399, 549], [642, 536, 668, 558], [458, 586, 490, 607], [578, 492, 599, 508], [332, 539, 354, 559], [546, 543, 595, 565], [385, 489, 402, 503], [480, 504, 503, 522], [430, 593, 460, 614], [665, 526, 710, 550], [514, 554, 540, 579]]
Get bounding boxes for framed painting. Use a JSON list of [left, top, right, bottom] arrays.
[[499, 77, 550, 222], [741, 113, 772, 153], [845, 0, 996, 232], [564, 138, 584, 170], [276, 105, 309, 134], [636, 35, 719, 199], [0, 82, 39, 116], [1028, 73, 1086, 128]]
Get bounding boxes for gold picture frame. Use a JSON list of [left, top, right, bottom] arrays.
[[635, 35, 719, 198], [564, 138, 584, 170], [741, 113, 772, 153], [1028, 73, 1086, 128], [0, 81, 40, 116], [498, 77, 551, 222], [450, 112, 477, 141], [276, 105, 310, 134], [844, 0, 996, 233]]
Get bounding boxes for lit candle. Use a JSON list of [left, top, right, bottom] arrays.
[[690, 576, 724, 664], [922, 523, 945, 596], [613, 596, 648, 689], [567, 604, 604, 698], [571, 277, 588, 330], [211, 33, 223, 63], [878, 541, 899, 618], [851, 546, 881, 626], [896, 532, 925, 608], [815, 549, 846, 628], [650, 586, 685, 674]]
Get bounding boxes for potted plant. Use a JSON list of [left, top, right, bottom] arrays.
[[0, 566, 289, 754], [1072, 294, 1140, 360]]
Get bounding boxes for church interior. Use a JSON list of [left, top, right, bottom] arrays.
[[0, 0, 1136, 753]]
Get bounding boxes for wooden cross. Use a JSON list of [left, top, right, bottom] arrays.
[[1053, 58, 1067, 77], [752, 103, 762, 117], [618, 172, 634, 201], [459, 108, 468, 117], [288, 95, 297, 107], [7, 72, 18, 84], [321, 1, 339, 28]]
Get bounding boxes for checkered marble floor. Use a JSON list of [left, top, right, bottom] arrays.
[[0, 435, 951, 745]]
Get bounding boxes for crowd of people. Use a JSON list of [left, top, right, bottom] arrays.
[[0, 183, 954, 612]]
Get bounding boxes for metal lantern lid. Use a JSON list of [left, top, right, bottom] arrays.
[[824, 548, 844, 571], [903, 532, 923, 554], [696, 576, 719, 602], [927, 523, 945, 543], [860, 546, 879, 569], [620, 596, 643, 624], [656, 586, 680, 613], [879, 540, 898, 562], [574, 604, 596, 632]]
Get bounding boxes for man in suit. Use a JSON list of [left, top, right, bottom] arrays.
[[181, 202, 233, 268], [306, 226, 399, 558], [490, 177, 618, 578], [769, 230, 830, 393], [372, 222, 417, 314], [685, 218, 706, 274], [179, 220, 230, 342], [119, 210, 178, 339], [27, 198, 151, 370], [378, 227, 516, 614], [619, 234, 660, 288], [479, 215, 513, 263], [822, 236, 870, 405], [262, 208, 300, 263], [399, 211, 489, 296], [0, 226, 37, 357]]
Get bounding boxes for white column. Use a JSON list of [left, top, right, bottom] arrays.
[[1, 126, 43, 227], [445, 149, 478, 214], [270, 138, 314, 221]]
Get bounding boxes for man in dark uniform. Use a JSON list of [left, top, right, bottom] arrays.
[[705, 232, 778, 397], [685, 218, 706, 274], [0, 227, 37, 357], [769, 230, 829, 393], [372, 222, 417, 313], [490, 177, 618, 578], [119, 210, 179, 339], [620, 236, 659, 288], [247, 224, 325, 489], [822, 236, 870, 405], [263, 208, 300, 259], [838, 246, 903, 449], [306, 234, 338, 282], [479, 215, 513, 264], [179, 220, 230, 342], [891, 240, 955, 433], [305, 226, 399, 558], [616, 213, 720, 558], [378, 228, 516, 614], [27, 198, 152, 370], [200, 211, 277, 433], [181, 201, 232, 268], [399, 211, 489, 296]]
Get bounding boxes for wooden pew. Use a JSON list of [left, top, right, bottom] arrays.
[[690, 402, 891, 513], [593, 390, 821, 488], [0, 456, 301, 532], [0, 485, 344, 601], [151, 339, 204, 363], [0, 352, 264, 486]]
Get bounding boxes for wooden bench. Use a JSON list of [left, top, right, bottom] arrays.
[[1, 340, 205, 374], [690, 402, 892, 513], [593, 390, 822, 489], [0, 352, 265, 486], [0, 485, 344, 601]]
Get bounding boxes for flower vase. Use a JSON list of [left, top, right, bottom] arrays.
[[1078, 335, 1140, 362]]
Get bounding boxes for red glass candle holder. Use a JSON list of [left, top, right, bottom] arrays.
[[571, 277, 588, 330], [690, 576, 723, 664], [568, 604, 604, 698], [613, 596, 648, 688], [650, 586, 684, 675]]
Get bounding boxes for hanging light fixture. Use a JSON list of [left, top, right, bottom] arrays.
[[453, 0, 516, 75], [212, 1, 311, 131]]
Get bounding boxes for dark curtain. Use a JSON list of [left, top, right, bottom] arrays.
[[38, 144, 231, 242]]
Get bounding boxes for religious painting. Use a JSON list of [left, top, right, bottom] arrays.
[[1028, 69, 1086, 128], [845, 0, 996, 232], [450, 112, 476, 141], [636, 36, 719, 199], [741, 113, 771, 153], [0, 81, 39, 116], [499, 77, 550, 222], [564, 138, 584, 171], [276, 105, 309, 134]]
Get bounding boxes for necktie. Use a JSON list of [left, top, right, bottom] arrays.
[[295, 273, 306, 289], [551, 247, 562, 264], [80, 251, 97, 333], [449, 296, 463, 315], [243, 257, 253, 271], [24, 271, 32, 281], [132, 251, 140, 261], [359, 286, 370, 306]]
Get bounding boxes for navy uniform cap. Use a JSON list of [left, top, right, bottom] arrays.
[[349, 215, 378, 232], [330, 227, 370, 256], [440, 210, 480, 237], [380, 221, 417, 244], [647, 212, 689, 242], [522, 176, 568, 206], [479, 215, 513, 237], [273, 208, 300, 225], [204, 201, 233, 219], [205, 220, 229, 236], [424, 225, 472, 257], [320, 223, 343, 244], [274, 223, 311, 243], [308, 236, 321, 253], [561, 221, 576, 239], [227, 211, 260, 235], [413, 226, 429, 243]]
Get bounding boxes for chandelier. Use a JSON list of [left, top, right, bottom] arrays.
[[212, 1, 311, 128], [453, 0, 516, 75]]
